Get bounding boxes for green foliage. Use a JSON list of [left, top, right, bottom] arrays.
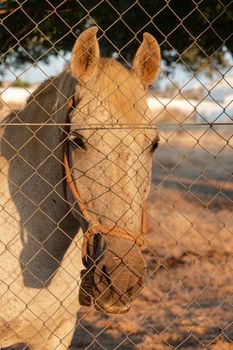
[[0, 0, 232, 75], [11, 79, 30, 88]]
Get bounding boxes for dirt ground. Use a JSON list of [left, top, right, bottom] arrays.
[[4, 125, 233, 350]]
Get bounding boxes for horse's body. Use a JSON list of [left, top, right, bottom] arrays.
[[0, 27, 160, 349]]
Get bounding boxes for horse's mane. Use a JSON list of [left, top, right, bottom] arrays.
[[26, 71, 76, 123], [0, 75, 71, 126]]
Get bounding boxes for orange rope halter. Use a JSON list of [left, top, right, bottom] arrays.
[[64, 99, 147, 261]]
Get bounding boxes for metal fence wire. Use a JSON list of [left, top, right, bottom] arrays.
[[0, 1, 232, 350]]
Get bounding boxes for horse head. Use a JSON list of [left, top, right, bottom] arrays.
[[63, 26, 160, 314]]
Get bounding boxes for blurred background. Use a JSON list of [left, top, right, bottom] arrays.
[[0, 0, 232, 124]]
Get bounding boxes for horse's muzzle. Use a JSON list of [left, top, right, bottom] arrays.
[[78, 234, 147, 313]]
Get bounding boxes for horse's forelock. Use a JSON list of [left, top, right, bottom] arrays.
[[74, 58, 147, 123], [55, 59, 147, 125]]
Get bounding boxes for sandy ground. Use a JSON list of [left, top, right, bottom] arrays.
[[3, 125, 233, 349]]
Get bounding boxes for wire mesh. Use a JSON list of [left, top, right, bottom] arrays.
[[0, 1, 232, 350]]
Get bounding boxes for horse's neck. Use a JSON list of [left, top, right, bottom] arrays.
[[0, 72, 83, 289], [5, 73, 73, 205]]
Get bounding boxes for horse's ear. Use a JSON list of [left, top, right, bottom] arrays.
[[133, 33, 161, 87], [71, 26, 100, 83]]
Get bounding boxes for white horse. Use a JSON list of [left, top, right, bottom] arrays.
[[0, 27, 160, 349]]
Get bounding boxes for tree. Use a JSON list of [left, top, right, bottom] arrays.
[[0, 0, 232, 75]]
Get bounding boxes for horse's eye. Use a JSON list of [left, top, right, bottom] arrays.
[[150, 135, 159, 153], [69, 134, 86, 150]]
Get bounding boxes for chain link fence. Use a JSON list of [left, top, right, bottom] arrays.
[[0, 1, 232, 349]]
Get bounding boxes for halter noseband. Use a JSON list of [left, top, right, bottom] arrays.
[[64, 98, 147, 263]]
